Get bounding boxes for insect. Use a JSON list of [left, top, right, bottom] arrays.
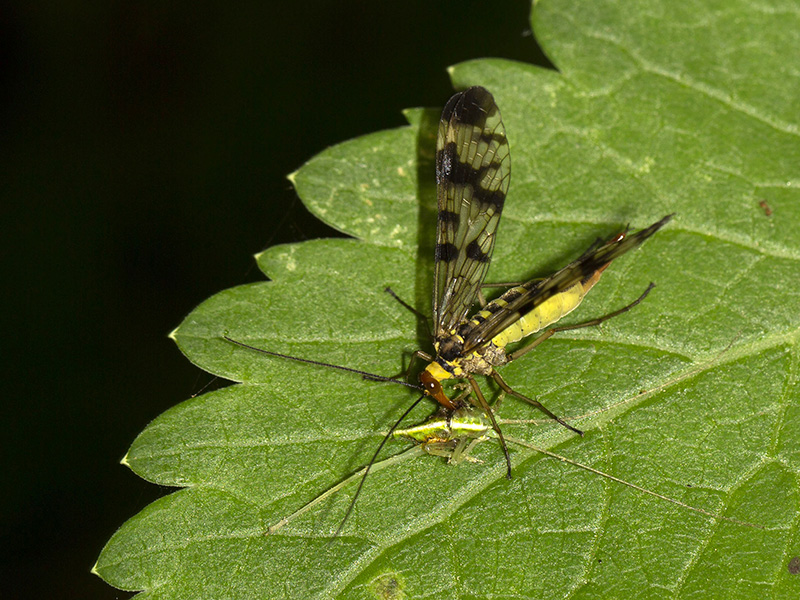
[[226, 86, 672, 530], [265, 402, 761, 535], [409, 86, 672, 476], [393, 405, 760, 529]]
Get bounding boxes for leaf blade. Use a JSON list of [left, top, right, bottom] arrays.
[[97, 2, 800, 597]]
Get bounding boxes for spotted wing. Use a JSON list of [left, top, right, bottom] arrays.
[[460, 215, 673, 353], [432, 86, 510, 339]]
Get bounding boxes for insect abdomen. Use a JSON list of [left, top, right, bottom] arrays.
[[490, 280, 586, 348]]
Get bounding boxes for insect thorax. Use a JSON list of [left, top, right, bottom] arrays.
[[435, 335, 464, 363], [434, 334, 509, 378], [457, 343, 508, 376]]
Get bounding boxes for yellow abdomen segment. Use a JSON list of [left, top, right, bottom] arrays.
[[490, 280, 586, 348]]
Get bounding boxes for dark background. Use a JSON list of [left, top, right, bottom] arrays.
[[1, 2, 552, 597]]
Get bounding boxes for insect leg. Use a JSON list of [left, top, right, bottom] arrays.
[[422, 438, 483, 464], [576, 235, 609, 259], [480, 280, 538, 288], [449, 437, 485, 465], [478, 282, 521, 307], [422, 436, 488, 466], [477, 280, 543, 307], [384, 287, 434, 342], [363, 349, 433, 384], [491, 370, 584, 436], [467, 376, 513, 479], [507, 282, 656, 363]]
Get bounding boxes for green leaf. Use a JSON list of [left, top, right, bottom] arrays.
[[96, 1, 800, 598]]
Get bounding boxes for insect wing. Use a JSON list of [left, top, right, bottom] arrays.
[[461, 215, 673, 353], [432, 86, 511, 338]]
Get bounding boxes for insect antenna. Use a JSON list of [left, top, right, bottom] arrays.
[[331, 393, 428, 538], [222, 335, 424, 392]]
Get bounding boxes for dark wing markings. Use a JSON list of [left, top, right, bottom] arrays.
[[432, 86, 511, 338]]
